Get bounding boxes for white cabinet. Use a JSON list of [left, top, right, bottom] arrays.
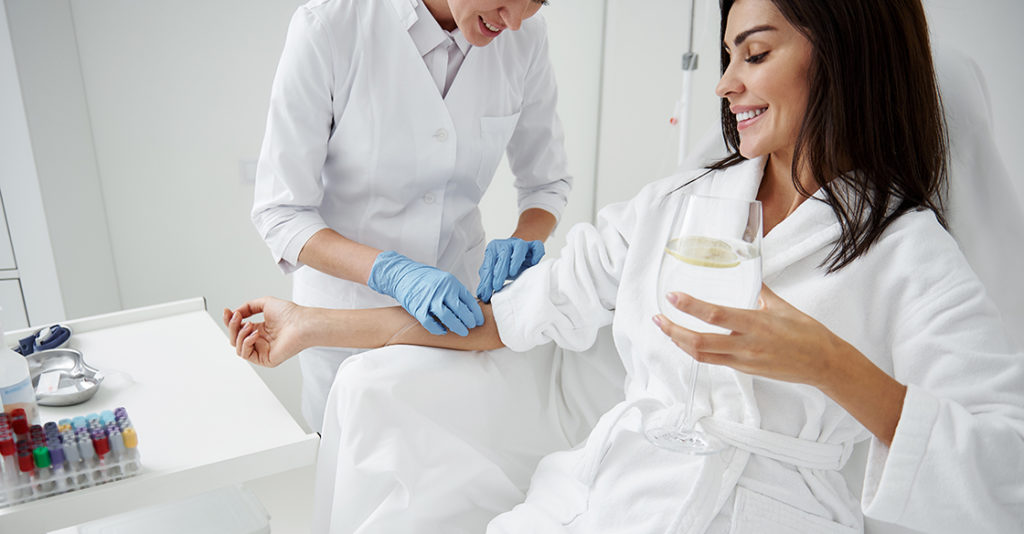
[[0, 191, 28, 330], [0, 278, 28, 331]]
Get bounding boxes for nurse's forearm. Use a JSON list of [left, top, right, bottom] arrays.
[[297, 228, 381, 284], [512, 208, 557, 242], [307, 303, 505, 351]]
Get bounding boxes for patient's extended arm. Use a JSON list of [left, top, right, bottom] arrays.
[[222, 296, 504, 367]]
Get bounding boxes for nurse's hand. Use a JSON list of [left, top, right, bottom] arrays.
[[223, 297, 309, 367], [651, 285, 856, 388], [476, 238, 545, 302], [368, 251, 485, 336]]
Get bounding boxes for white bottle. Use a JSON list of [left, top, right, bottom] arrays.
[[0, 320, 40, 423]]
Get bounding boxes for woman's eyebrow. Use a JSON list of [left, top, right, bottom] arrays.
[[728, 24, 778, 49]]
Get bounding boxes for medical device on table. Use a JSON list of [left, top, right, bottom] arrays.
[[0, 407, 142, 508]]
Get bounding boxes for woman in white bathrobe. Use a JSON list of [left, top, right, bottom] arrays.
[[226, 0, 1024, 531]]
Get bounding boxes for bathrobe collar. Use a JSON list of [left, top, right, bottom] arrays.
[[705, 156, 843, 280]]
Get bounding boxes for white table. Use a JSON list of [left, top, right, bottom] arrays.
[[0, 298, 319, 533]]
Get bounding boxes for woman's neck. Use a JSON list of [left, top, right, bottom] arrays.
[[757, 151, 819, 235]]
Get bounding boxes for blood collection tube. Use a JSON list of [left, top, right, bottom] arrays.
[[90, 428, 110, 485], [32, 446, 55, 492], [47, 441, 67, 491], [76, 431, 99, 485], [29, 425, 45, 448], [72, 416, 87, 431], [121, 427, 140, 473], [0, 412, 9, 428], [106, 426, 124, 478], [1, 430, 16, 498], [91, 428, 110, 460], [11, 409, 29, 442], [16, 440, 35, 498], [61, 429, 82, 487], [58, 418, 72, 433]]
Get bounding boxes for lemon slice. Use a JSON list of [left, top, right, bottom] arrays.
[[665, 236, 740, 268]]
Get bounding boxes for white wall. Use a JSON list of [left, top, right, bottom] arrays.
[[6, 0, 122, 321], [923, 0, 1024, 201], [596, 0, 722, 210]]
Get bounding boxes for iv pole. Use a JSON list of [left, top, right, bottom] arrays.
[[673, 0, 699, 167]]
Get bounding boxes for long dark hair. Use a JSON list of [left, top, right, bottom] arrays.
[[711, 0, 949, 272]]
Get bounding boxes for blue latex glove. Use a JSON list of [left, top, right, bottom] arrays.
[[368, 251, 484, 336], [476, 238, 545, 302]]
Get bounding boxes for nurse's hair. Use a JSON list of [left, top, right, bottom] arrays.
[[712, 0, 949, 272]]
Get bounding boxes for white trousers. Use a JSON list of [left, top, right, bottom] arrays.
[[312, 327, 625, 534]]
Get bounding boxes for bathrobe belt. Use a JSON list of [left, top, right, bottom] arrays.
[[577, 399, 853, 485]]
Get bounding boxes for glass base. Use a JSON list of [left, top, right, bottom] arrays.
[[644, 426, 725, 455]]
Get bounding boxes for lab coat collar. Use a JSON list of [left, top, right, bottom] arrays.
[[395, 0, 472, 57]]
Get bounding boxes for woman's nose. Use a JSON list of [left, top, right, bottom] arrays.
[[715, 64, 741, 99]]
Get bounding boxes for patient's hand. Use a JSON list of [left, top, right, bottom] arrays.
[[223, 297, 309, 367]]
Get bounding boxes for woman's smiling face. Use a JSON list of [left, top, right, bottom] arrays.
[[715, 0, 813, 161]]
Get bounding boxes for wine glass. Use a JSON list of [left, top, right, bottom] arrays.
[[646, 194, 763, 454]]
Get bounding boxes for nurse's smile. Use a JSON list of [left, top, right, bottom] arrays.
[[480, 16, 504, 36]]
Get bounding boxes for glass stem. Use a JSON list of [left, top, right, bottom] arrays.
[[681, 361, 700, 429]]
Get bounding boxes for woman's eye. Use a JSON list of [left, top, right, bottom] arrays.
[[745, 52, 769, 64]]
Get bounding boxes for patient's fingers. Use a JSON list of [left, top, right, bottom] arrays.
[[227, 311, 242, 347], [241, 328, 271, 367], [235, 321, 254, 356], [240, 327, 257, 363], [233, 298, 267, 320]]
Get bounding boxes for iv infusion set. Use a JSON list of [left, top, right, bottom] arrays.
[[669, 0, 700, 167]]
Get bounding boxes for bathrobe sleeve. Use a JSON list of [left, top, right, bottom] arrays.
[[860, 212, 1024, 532], [490, 176, 672, 352]]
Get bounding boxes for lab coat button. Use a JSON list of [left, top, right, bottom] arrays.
[[423, 193, 436, 204], [433, 128, 449, 142]]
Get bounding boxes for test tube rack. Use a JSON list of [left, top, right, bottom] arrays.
[[0, 407, 142, 508]]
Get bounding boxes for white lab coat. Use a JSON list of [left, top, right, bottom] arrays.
[[486, 157, 1024, 533], [251, 0, 571, 430]]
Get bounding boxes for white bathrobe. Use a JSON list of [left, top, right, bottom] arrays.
[[487, 157, 1024, 533]]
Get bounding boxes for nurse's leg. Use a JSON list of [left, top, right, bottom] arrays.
[[313, 327, 624, 534]]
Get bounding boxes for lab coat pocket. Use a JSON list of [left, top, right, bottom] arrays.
[[729, 486, 861, 534], [477, 112, 522, 189]]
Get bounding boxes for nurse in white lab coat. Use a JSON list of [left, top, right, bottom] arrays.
[[247, 0, 571, 432], [228, 0, 1024, 532]]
